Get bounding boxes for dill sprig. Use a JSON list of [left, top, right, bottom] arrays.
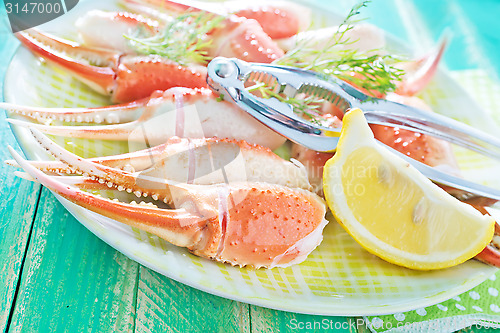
[[246, 82, 325, 124], [247, 1, 405, 121], [125, 12, 225, 66], [274, 0, 404, 97]]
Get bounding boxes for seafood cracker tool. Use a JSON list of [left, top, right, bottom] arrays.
[[207, 56, 500, 202]]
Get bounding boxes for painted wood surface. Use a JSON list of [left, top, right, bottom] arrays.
[[0, 32, 41, 333], [250, 307, 353, 332], [0, 151, 40, 333], [134, 268, 250, 333], [7, 189, 138, 332]]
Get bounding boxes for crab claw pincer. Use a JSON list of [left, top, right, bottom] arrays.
[[16, 29, 208, 103], [9, 129, 327, 268], [4, 87, 287, 150]]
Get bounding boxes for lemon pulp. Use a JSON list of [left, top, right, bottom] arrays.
[[323, 109, 494, 270]]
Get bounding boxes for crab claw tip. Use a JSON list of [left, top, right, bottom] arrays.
[[8, 147, 26, 168], [14, 171, 36, 182], [4, 159, 17, 167], [30, 127, 44, 137], [6, 118, 29, 127], [9, 145, 61, 191]]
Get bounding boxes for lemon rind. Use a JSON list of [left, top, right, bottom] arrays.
[[323, 109, 495, 270]]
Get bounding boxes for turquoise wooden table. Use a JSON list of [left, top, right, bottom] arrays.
[[0, 1, 499, 332]]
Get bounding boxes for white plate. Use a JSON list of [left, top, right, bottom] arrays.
[[4, 0, 499, 316]]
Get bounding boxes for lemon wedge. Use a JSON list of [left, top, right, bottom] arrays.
[[323, 109, 495, 270]]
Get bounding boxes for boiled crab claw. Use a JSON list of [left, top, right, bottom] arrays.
[[73, 8, 285, 63], [16, 29, 208, 103], [120, 0, 311, 39], [8, 129, 326, 268], [16, 4, 286, 103], [470, 206, 500, 267], [395, 36, 448, 96], [8, 133, 310, 191], [476, 222, 500, 267], [3, 87, 287, 150]]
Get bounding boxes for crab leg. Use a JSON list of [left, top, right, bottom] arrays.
[[121, 0, 310, 39], [395, 37, 448, 96], [466, 206, 500, 267], [475, 223, 500, 267], [14, 172, 106, 190], [17, 30, 208, 103], [76, 8, 284, 62], [0, 98, 148, 124], [5, 88, 287, 150], [17, 4, 285, 103], [15, 131, 310, 192], [277, 23, 387, 55], [9, 137, 327, 268], [75, 10, 159, 53], [11, 146, 224, 253], [16, 30, 117, 96]]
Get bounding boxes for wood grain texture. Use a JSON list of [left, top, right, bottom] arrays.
[[8, 189, 139, 333], [250, 305, 352, 332], [0, 145, 40, 332], [0, 29, 41, 332], [135, 267, 250, 333]]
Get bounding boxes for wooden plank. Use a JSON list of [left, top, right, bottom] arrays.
[[134, 267, 250, 333], [0, 148, 41, 332], [7, 188, 139, 332], [250, 305, 354, 332], [0, 30, 42, 332]]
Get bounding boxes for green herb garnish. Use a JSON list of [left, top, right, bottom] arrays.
[[274, 0, 404, 97], [250, 1, 404, 122], [125, 12, 225, 66], [246, 82, 325, 124]]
